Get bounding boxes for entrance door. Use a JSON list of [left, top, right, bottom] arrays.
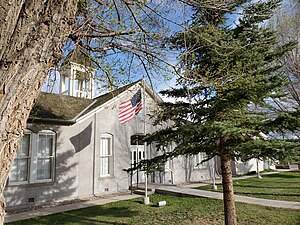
[[130, 145, 145, 184]]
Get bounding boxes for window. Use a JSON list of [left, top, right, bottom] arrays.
[[130, 134, 145, 166], [100, 134, 113, 177], [9, 130, 56, 184], [163, 144, 172, 171], [61, 76, 70, 95], [130, 135, 145, 145], [74, 78, 90, 98], [37, 131, 55, 180], [194, 152, 208, 169], [9, 132, 31, 183]]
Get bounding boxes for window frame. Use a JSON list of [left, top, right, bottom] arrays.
[[163, 144, 172, 172], [9, 131, 32, 184], [100, 133, 113, 177], [35, 130, 56, 183], [8, 129, 56, 185]]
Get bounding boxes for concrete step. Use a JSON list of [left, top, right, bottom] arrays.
[[129, 186, 155, 195], [129, 186, 154, 192], [133, 189, 154, 195]]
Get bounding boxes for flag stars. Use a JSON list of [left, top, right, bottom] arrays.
[[119, 89, 143, 124]]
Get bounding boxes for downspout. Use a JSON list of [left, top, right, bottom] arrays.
[[92, 113, 97, 196], [170, 141, 174, 185], [74, 100, 98, 196], [143, 79, 149, 204], [73, 99, 98, 196]]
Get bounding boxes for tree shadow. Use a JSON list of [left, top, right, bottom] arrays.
[[13, 206, 140, 224], [4, 127, 78, 212]]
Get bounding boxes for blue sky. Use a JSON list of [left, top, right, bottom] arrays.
[[42, 0, 190, 97], [42, 0, 276, 102]]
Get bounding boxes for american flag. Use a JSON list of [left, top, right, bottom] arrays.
[[119, 89, 143, 124]]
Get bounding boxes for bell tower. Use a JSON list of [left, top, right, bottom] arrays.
[[59, 50, 96, 99]]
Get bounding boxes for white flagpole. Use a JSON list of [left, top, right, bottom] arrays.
[[143, 78, 149, 204]]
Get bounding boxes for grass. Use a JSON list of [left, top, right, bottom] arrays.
[[197, 170, 300, 202], [7, 194, 300, 225]]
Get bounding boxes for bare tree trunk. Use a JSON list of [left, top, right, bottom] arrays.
[[221, 153, 237, 225], [0, 1, 77, 224]]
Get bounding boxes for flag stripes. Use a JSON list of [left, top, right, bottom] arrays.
[[118, 89, 143, 124]]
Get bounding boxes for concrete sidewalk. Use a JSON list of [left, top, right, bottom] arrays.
[[150, 184, 300, 210], [5, 171, 300, 223]]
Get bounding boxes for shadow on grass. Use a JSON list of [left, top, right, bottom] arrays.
[[67, 206, 138, 217], [132, 200, 146, 204], [132, 200, 162, 208], [11, 206, 139, 225]]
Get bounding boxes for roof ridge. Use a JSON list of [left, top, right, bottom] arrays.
[[78, 80, 141, 118], [29, 80, 145, 124], [93, 80, 140, 100]]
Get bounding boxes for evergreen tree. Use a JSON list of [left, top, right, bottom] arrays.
[[145, 1, 299, 224]]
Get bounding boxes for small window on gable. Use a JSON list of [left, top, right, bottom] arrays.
[[100, 133, 113, 177]]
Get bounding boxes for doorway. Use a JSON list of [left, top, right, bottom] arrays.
[[130, 135, 145, 184], [130, 145, 145, 184]]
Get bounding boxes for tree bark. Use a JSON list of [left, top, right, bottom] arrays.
[[221, 153, 237, 225], [0, 1, 78, 224]]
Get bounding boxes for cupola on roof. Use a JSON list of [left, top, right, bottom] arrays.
[[59, 48, 96, 99]]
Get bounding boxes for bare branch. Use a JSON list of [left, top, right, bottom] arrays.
[[73, 29, 135, 39]]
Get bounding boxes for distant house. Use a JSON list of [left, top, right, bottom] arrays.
[[229, 159, 275, 176], [4, 58, 214, 209]]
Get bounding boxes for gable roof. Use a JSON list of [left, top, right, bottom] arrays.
[[30, 92, 94, 121], [81, 81, 139, 117], [28, 80, 152, 125]]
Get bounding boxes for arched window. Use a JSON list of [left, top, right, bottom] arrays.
[[100, 133, 113, 177]]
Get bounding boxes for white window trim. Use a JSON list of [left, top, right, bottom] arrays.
[[9, 130, 56, 185], [9, 131, 32, 185], [130, 145, 145, 166], [34, 130, 56, 183], [163, 144, 173, 172], [100, 133, 113, 177]]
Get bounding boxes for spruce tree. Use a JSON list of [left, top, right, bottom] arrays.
[[145, 1, 299, 224]]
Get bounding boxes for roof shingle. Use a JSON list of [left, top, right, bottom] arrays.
[[29, 81, 139, 123]]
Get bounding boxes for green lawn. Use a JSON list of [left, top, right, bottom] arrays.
[[197, 170, 300, 202], [7, 194, 300, 225]]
